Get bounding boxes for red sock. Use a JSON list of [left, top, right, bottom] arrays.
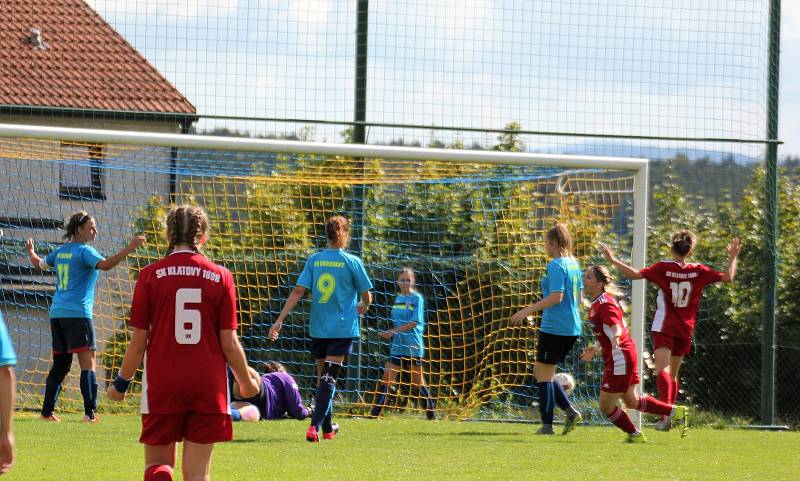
[[607, 407, 637, 434], [670, 378, 679, 404], [655, 370, 672, 404], [636, 395, 673, 417], [144, 464, 173, 481]]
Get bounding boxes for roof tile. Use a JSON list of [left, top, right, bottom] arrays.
[[0, 0, 196, 115]]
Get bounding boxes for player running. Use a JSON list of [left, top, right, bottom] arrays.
[[580, 265, 688, 442], [107, 205, 259, 481], [599, 231, 740, 430]]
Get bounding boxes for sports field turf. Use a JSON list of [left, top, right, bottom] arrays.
[[7, 413, 798, 480]]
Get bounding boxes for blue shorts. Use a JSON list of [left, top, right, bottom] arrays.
[[389, 356, 423, 368], [50, 317, 95, 354], [310, 338, 354, 360]]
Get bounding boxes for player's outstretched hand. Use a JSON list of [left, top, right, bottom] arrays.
[[128, 235, 146, 251], [580, 345, 599, 361], [268, 322, 282, 342], [107, 384, 125, 402], [379, 330, 394, 340], [727, 238, 741, 259], [0, 431, 14, 475], [510, 306, 533, 326], [24, 238, 34, 254], [598, 242, 615, 262]]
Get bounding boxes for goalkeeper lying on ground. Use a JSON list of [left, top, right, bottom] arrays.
[[230, 362, 313, 421]]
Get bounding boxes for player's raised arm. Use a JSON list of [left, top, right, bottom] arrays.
[[598, 242, 643, 280], [720, 238, 741, 283]]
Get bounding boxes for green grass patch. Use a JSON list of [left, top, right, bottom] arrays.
[[8, 413, 799, 480]]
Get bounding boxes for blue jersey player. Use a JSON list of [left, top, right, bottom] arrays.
[[26, 211, 145, 422], [0, 308, 17, 474], [269, 216, 372, 442], [511, 223, 583, 435], [370, 267, 435, 419]]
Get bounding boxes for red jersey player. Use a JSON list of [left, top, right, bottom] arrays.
[[108, 205, 258, 481], [580, 265, 687, 442], [599, 231, 740, 430]]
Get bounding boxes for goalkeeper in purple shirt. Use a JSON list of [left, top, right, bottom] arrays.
[[230, 362, 312, 421]]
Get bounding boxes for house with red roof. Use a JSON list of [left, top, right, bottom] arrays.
[[0, 0, 198, 393]]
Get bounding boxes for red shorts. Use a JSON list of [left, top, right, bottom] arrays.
[[652, 331, 692, 356], [140, 412, 232, 445], [601, 369, 640, 393]]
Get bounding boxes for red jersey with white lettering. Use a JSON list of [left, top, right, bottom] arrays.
[[588, 292, 637, 377], [130, 251, 237, 414], [639, 261, 724, 339]]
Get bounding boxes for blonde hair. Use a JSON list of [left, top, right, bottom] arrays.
[[671, 230, 696, 257], [545, 223, 572, 256], [587, 264, 623, 298], [397, 266, 416, 290], [166, 205, 210, 255]]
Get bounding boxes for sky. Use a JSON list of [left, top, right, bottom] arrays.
[[779, 2, 799, 157], [85, 0, 797, 157]]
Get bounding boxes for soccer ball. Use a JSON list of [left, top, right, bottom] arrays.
[[554, 372, 576, 396]]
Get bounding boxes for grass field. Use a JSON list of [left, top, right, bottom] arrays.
[[6, 413, 798, 480]]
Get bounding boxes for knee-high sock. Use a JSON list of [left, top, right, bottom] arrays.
[[310, 362, 341, 430], [42, 353, 71, 417], [90, 370, 98, 411], [636, 395, 673, 417], [420, 385, 435, 412], [552, 378, 572, 411], [80, 370, 98, 415], [607, 407, 637, 434], [370, 384, 388, 417], [144, 464, 173, 481], [322, 407, 334, 433], [537, 382, 554, 425], [655, 370, 672, 405]]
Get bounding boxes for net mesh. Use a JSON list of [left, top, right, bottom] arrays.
[[0, 136, 636, 420]]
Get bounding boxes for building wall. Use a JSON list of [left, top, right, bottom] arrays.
[[0, 116, 185, 404]]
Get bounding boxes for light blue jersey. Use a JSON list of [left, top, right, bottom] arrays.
[[45, 242, 105, 319], [540, 256, 583, 336], [0, 311, 17, 367], [389, 291, 425, 357], [297, 249, 373, 339]]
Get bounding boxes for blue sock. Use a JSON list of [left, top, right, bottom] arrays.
[[538, 381, 554, 425], [42, 378, 61, 417], [420, 385, 435, 419], [552, 378, 571, 411], [310, 362, 341, 430], [230, 408, 242, 421], [371, 384, 388, 416], [80, 370, 94, 417], [322, 404, 334, 433], [88, 370, 98, 412]]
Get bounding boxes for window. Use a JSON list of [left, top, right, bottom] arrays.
[[59, 143, 105, 200]]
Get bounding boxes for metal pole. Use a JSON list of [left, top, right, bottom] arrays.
[[761, 0, 781, 426], [353, 0, 369, 399]]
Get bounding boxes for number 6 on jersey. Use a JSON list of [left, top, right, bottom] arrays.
[[175, 288, 201, 344]]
